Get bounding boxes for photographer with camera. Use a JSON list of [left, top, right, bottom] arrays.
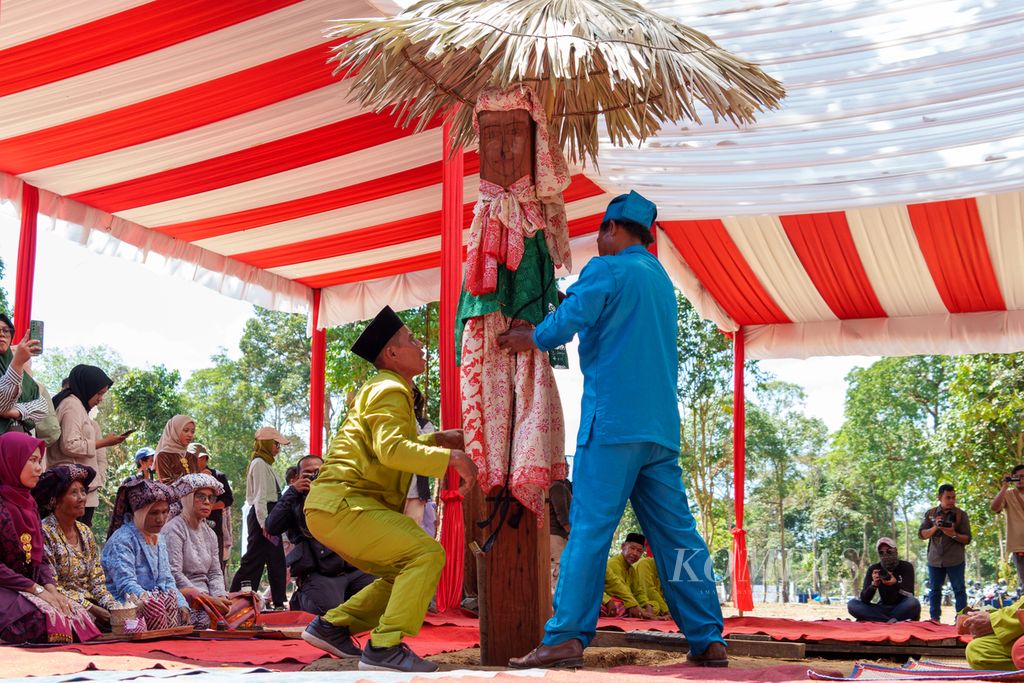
[[264, 455, 374, 615], [847, 537, 920, 622], [992, 465, 1024, 586], [919, 483, 972, 622]]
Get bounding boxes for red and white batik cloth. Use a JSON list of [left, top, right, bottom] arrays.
[[464, 85, 572, 297], [460, 310, 567, 518]]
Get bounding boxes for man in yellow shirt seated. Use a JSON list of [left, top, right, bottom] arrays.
[[302, 306, 478, 673], [636, 553, 669, 617], [601, 533, 657, 619], [962, 595, 1024, 670]]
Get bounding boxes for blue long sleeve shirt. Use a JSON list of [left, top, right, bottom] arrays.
[[101, 520, 187, 608], [533, 245, 680, 451]]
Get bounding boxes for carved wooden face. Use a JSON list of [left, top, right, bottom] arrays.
[[477, 109, 534, 189]]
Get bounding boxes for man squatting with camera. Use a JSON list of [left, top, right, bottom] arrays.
[[919, 483, 972, 622], [846, 537, 920, 622]]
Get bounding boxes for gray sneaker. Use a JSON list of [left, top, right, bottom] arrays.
[[358, 642, 438, 672], [301, 617, 361, 659]]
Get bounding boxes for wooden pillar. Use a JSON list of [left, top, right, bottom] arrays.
[[14, 183, 39, 335], [309, 289, 327, 456], [474, 108, 552, 665]]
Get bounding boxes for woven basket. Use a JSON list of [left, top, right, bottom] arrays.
[[109, 606, 138, 635]]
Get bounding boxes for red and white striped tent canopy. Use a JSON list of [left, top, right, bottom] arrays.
[[2, 0, 1023, 359]]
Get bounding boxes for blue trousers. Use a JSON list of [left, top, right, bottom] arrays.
[[847, 595, 921, 622], [928, 562, 966, 621], [544, 442, 724, 655]]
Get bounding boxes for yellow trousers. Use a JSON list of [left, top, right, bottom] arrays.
[[966, 634, 1016, 671], [306, 504, 444, 648]]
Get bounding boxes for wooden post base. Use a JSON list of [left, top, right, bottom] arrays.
[[477, 500, 551, 666]]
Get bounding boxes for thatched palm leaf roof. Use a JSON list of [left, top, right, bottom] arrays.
[[326, 0, 785, 164]]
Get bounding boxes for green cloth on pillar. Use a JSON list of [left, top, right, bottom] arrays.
[[602, 553, 648, 609], [455, 232, 560, 366], [636, 556, 669, 616], [966, 594, 1024, 670]]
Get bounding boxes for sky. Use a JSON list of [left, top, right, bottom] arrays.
[[0, 208, 876, 446]]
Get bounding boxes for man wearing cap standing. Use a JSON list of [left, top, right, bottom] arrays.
[[847, 538, 920, 622], [500, 191, 727, 668], [301, 306, 477, 673], [229, 426, 290, 609]]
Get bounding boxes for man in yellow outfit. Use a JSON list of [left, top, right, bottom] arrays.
[[962, 596, 1024, 670], [636, 554, 669, 617], [602, 533, 657, 619], [302, 306, 478, 673]]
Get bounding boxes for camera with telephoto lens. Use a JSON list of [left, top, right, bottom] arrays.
[[937, 509, 957, 528]]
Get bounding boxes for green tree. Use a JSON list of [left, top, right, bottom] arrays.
[[675, 291, 740, 551], [238, 308, 310, 433], [746, 381, 828, 602], [183, 354, 269, 568], [32, 345, 127, 395], [0, 257, 10, 314], [105, 365, 185, 447], [934, 353, 1024, 581]]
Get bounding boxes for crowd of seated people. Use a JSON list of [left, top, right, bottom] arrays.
[[0, 317, 394, 644]]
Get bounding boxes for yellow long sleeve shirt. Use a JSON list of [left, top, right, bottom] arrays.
[[602, 553, 648, 609], [306, 370, 450, 515], [636, 556, 669, 616]]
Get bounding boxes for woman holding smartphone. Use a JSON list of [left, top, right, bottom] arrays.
[[46, 365, 126, 527]]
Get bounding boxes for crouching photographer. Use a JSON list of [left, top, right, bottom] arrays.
[[919, 483, 971, 622], [264, 455, 374, 615], [847, 537, 921, 622]]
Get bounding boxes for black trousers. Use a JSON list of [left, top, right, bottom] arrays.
[[290, 571, 376, 616], [230, 508, 287, 606]]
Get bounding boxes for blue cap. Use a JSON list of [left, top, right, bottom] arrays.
[[601, 191, 657, 229], [134, 447, 156, 464]]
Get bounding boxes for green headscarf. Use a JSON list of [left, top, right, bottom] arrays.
[[250, 439, 277, 466], [0, 344, 41, 434]]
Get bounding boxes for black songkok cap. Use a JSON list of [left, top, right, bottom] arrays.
[[625, 532, 646, 546], [351, 306, 405, 363]]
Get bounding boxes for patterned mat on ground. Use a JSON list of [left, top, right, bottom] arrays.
[[809, 659, 1024, 681]]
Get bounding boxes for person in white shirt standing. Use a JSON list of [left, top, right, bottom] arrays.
[[992, 465, 1024, 587], [229, 427, 290, 610]]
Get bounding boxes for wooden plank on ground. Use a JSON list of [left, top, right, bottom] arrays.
[[804, 641, 966, 658], [591, 630, 806, 659]]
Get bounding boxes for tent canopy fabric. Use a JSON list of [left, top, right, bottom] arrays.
[[1, 0, 1023, 359]]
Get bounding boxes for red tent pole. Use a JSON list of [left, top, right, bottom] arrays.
[[731, 326, 754, 612], [436, 119, 465, 612], [13, 184, 39, 335], [309, 288, 326, 456]]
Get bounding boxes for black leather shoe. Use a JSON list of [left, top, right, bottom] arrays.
[[687, 641, 728, 667], [509, 639, 584, 669]]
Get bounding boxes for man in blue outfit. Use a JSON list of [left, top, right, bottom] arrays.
[[500, 191, 727, 669]]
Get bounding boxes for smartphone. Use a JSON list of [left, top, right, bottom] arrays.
[[28, 320, 43, 356], [120, 428, 137, 438]]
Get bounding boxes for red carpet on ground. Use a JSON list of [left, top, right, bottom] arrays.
[[723, 617, 967, 645]]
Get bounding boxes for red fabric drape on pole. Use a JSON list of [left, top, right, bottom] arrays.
[[14, 183, 39, 336], [435, 120, 465, 613], [731, 327, 754, 611], [309, 288, 326, 456]]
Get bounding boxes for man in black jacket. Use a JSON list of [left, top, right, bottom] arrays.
[[264, 455, 374, 615], [847, 537, 920, 622]]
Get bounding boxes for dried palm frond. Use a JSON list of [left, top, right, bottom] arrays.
[[326, 0, 784, 165]]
